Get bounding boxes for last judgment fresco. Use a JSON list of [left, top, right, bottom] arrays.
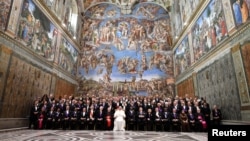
[[78, 3, 174, 97]]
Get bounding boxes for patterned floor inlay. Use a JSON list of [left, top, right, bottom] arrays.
[[0, 130, 208, 141]]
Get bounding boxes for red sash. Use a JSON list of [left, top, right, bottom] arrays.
[[202, 121, 207, 129], [106, 116, 111, 127], [38, 114, 44, 129]]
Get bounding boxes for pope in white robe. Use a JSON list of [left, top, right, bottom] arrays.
[[113, 106, 126, 131]]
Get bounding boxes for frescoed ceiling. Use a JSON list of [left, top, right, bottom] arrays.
[[80, 0, 172, 14], [78, 0, 174, 96]]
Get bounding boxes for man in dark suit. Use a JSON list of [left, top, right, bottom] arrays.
[[79, 107, 88, 130], [46, 107, 55, 129], [95, 106, 105, 130], [212, 105, 222, 126], [87, 105, 96, 130], [70, 107, 79, 130], [126, 106, 136, 130], [29, 100, 39, 129], [146, 108, 154, 131], [162, 107, 171, 131], [153, 107, 162, 131], [62, 105, 71, 130], [136, 107, 146, 131], [171, 108, 180, 131], [187, 110, 197, 132], [52, 108, 62, 129]]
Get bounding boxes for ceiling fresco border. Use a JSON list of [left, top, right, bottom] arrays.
[[83, 2, 170, 21]]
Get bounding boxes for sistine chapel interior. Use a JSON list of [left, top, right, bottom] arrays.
[[0, 0, 250, 137]]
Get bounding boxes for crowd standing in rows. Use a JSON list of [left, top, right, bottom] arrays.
[[29, 93, 222, 132]]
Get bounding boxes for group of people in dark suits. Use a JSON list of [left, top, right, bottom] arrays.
[[28, 93, 222, 132]]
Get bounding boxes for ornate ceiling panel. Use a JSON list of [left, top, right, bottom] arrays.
[[81, 0, 172, 14]]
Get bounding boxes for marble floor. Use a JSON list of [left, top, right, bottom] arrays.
[[0, 130, 208, 141]]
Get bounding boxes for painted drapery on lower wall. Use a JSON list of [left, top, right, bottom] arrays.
[[176, 76, 195, 99], [0, 45, 76, 118], [196, 53, 241, 120], [1, 55, 52, 118]]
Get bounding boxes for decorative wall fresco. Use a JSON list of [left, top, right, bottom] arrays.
[[179, 0, 201, 27], [241, 42, 250, 91], [17, 0, 59, 62], [1, 55, 52, 118], [176, 76, 195, 98], [0, 0, 12, 31], [190, 0, 228, 62], [230, 0, 250, 26], [62, 0, 78, 37], [79, 2, 174, 96], [232, 45, 250, 106], [221, 0, 236, 32], [59, 37, 78, 75], [43, 0, 64, 19], [174, 36, 191, 76], [7, 0, 22, 33], [43, 0, 79, 38], [196, 53, 241, 120], [171, 0, 201, 42], [14, 0, 79, 75], [171, 0, 182, 40]]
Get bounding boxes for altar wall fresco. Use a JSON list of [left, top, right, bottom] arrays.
[[78, 2, 174, 97], [196, 53, 241, 120]]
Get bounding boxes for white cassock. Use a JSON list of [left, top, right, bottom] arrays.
[[113, 109, 126, 131]]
